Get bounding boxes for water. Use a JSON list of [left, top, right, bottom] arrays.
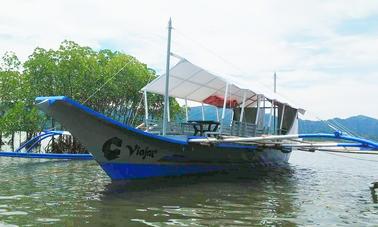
[[0, 151, 378, 226]]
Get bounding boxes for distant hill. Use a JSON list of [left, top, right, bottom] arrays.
[[189, 107, 378, 141], [299, 115, 378, 141], [188, 106, 232, 123]]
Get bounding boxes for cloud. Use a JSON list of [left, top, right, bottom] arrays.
[[0, 0, 377, 119]]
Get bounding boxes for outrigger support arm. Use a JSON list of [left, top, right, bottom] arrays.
[[188, 132, 378, 150], [15, 130, 68, 153]]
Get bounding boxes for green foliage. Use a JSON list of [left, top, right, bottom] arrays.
[[1, 102, 44, 137], [0, 40, 183, 138], [0, 51, 21, 71], [0, 52, 44, 137]]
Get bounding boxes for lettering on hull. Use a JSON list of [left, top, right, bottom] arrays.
[[102, 137, 122, 160], [102, 137, 157, 161], [126, 145, 157, 160]]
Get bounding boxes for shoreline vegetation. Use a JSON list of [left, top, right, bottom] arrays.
[[1, 41, 376, 153], [0, 40, 183, 153]]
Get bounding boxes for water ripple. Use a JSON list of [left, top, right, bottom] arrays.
[[0, 151, 377, 226]]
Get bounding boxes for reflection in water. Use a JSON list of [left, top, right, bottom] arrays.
[[92, 168, 300, 226], [0, 151, 378, 226], [370, 182, 378, 204]]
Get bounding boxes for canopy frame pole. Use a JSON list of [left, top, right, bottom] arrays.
[[262, 97, 266, 133], [201, 103, 205, 121], [240, 90, 247, 123], [255, 95, 261, 125], [143, 90, 149, 131], [185, 98, 189, 121], [229, 84, 232, 108], [274, 104, 277, 135], [215, 106, 219, 121], [162, 18, 172, 136], [220, 83, 229, 133], [279, 104, 286, 134], [167, 99, 171, 122], [268, 100, 274, 134]]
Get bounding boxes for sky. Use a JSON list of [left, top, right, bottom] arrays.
[[0, 0, 377, 120]]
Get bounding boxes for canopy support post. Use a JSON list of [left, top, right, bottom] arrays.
[[268, 100, 274, 134], [143, 90, 149, 131], [240, 90, 246, 123], [279, 104, 286, 134], [255, 95, 260, 125], [262, 97, 266, 133], [201, 103, 205, 120], [274, 104, 277, 135], [220, 83, 229, 133], [273, 72, 277, 134], [215, 106, 219, 121], [167, 99, 171, 122], [162, 18, 172, 136], [185, 98, 188, 121]]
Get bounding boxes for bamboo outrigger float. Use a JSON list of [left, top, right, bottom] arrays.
[[35, 20, 378, 180]]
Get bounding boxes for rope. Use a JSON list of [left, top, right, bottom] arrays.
[[175, 29, 245, 75], [329, 118, 363, 138], [322, 151, 378, 163], [83, 58, 136, 104], [311, 116, 358, 138], [315, 116, 340, 132]]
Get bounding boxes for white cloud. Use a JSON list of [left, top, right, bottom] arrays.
[[0, 0, 378, 119]]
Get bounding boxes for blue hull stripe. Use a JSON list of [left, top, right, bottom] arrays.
[[100, 163, 226, 180]]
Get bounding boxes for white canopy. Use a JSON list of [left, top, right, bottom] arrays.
[[142, 58, 305, 114]]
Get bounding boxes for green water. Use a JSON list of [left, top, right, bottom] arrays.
[[0, 151, 378, 226]]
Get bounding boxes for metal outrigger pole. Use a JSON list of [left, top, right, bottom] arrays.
[[162, 18, 173, 136], [273, 72, 277, 134]]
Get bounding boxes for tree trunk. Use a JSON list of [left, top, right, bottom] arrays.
[[11, 133, 14, 151], [19, 131, 21, 149], [0, 132, 2, 151]]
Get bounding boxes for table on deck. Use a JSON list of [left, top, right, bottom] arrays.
[[182, 120, 220, 136]]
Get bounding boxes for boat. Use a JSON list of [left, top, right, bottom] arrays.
[[34, 20, 378, 180], [0, 130, 93, 160]]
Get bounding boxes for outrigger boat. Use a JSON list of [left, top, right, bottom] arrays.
[[35, 20, 378, 180]]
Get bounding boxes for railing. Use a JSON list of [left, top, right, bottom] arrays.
[[145, 119, 267, 137], [230, 121, 256, 137], [146, 119, 195, 135]]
